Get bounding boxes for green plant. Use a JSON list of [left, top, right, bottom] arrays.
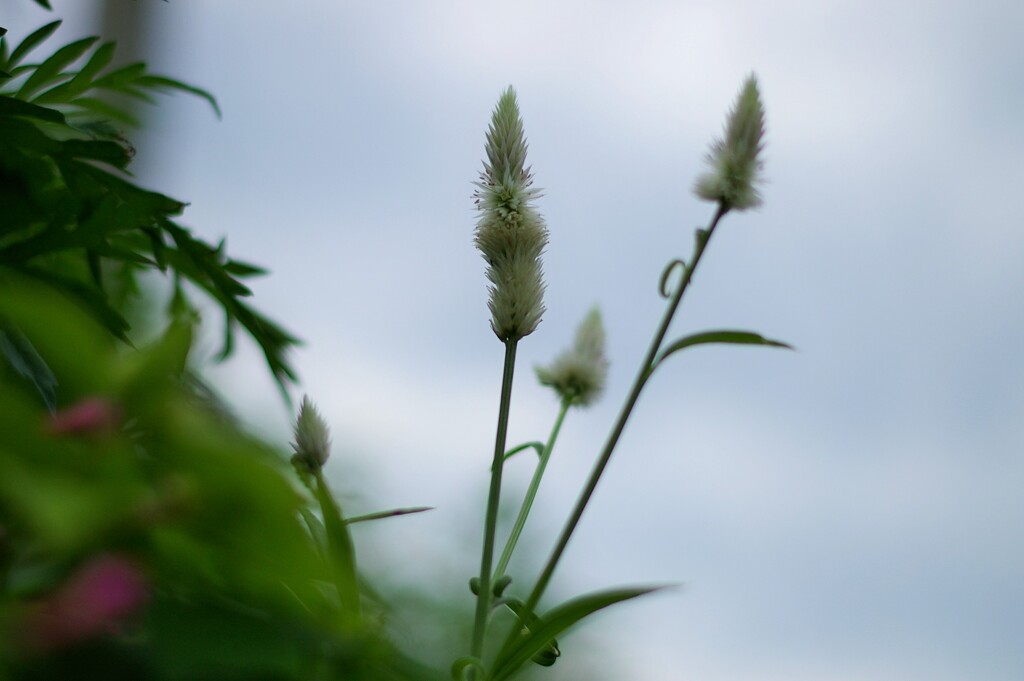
[[0, 6, 789, 681], [0, 17, 297, 398], [454, 77, 788, 681]]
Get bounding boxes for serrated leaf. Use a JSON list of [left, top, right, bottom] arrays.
[[34, 41, 116, 104], [17, 36, 99, 101], [490, 586, 662, 681], [135, 74, 221, 118], [8, 20, 61, 69], [0, 326, 58, 411], [651, 329, 794, 373]]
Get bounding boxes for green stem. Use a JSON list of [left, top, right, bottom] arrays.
[[313, 468, 362, 630], [493, 398, 571, 583], [521, 204, 728, 616], [470, 338, 519, 660]]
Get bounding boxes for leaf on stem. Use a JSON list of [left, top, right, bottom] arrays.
[[0, 326, 58, 411], [502, 441, 545, 462], [7, 20, 61, 69], [490, 586, 663, 681], [345, 506, 434, 525], [651, 329, 793, 374], [313, 471, 361, 630], [16, 36, 99, 101]]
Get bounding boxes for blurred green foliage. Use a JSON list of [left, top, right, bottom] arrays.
[[0, 12, 440, 681]]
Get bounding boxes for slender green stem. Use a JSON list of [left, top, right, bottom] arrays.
[[521, 204, 728, 617], [493, 398, 571, 583], [313, 468, 362, 630], [470, 339, 519, 660]]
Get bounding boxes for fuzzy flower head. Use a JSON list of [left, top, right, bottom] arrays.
[[535, 307, 609, 407], [473, 86, 549, 342], [291, 395, 331, 471], [694, 74, 766, 212]]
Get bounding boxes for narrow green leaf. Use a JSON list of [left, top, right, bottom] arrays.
[[33, 0, 54, 9], [313, 469, 361, 630], [298, 506, 328, 561], [503, 600, 560, 667], [91, 62, 146, 88], [63, 138, 131, 168], [503, 441, 545, 462], [0, 94, 65, 123], [17, 36, 99, 101], [223, 259, 269, 278], [34, 41, 116, 104], [0, 326, 58, 411], [490, 586, 663, 681], [345, 506, 434, 525], [135, 74, 221, 118], [8, 20, 61, 69], [68, 95, 139, 126], [652, 329, 794, 373]]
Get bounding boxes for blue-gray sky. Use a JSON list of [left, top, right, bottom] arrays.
[[10, 1, 1024, 679]]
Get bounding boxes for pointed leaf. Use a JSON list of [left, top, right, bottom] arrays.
[[17, 36, 99, 101], [8, 20, 61, 69], [222, 259, 269, 278], [34, 40, 115, 104], [0, 94, 65, 123], [91, 62, 146, 88], [313, 470, 361, 630], [0, 327, 58, 411], [68, 95, 140, 126], [503, 441, 545, 462], [345, 506, 434, 525], [134, 74, 221, 118], [490, 586, 663, 681], [652, 329, 793, 373]]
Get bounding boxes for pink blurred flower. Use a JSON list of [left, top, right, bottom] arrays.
[[23, 554, 148, 651], [49, 397, 121, 437]]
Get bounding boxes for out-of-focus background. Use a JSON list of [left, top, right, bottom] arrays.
[[6, 1, 1022, 679]]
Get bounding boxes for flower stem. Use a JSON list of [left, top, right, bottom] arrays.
[[312, 468, 362, 630], [471, 338, 519, 660], [521, 204, 728, 616], [493, 398, 571, 583]]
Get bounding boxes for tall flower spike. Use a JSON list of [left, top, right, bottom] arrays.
[[536, 307, 609, 407], [291, 395, 331, 472], [694, 74, 766, 212], [474, 86, 549, 341]]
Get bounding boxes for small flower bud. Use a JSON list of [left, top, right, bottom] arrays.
[[535, 307, 609, 407], [474, 86, 549, 342], [291, 395, 331, 471], [694, 74, 766, 212]]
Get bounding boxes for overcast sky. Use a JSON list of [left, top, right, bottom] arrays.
[[9, 1, 1024, 679]]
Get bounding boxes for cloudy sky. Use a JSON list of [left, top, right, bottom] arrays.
[[9, 1, 1024, 679]]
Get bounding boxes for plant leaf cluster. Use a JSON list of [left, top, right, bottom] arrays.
[[0, 20, 297, 394]]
